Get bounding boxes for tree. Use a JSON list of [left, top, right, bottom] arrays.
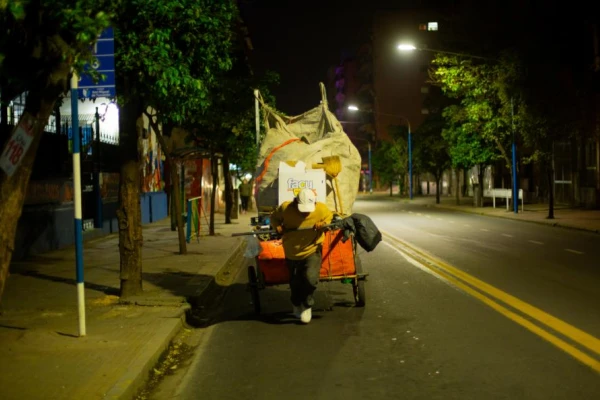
[[0, 0, 115, 304], [432, 0, 593, 216], [371, 128, 408, 196], [415, 113, 452, 204], [188, 53, 279, 231], [112, 0, 238, 296]]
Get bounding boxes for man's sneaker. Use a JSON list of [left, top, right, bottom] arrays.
[[293, 305, 303, 318], [300, 307, 312, 324]]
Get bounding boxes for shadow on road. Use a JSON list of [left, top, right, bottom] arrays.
[[184, 275, 364, 329]]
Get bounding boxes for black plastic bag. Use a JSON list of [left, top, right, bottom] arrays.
[[350, 213, 381, 252]]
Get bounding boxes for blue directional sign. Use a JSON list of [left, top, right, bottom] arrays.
[[78, 28, 116, 99]]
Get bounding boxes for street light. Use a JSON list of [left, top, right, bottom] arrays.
[[348, 105, 413, 199], [397, 43, 518, 213]]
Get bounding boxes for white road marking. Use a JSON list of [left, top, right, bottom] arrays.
[[502, 234, 513, 238], [480, 229, 490, 232], [529, 240, 544, 245], [436, 218, 443, 221], [565, 249, 584, 255], [464, 224, 471, 228]]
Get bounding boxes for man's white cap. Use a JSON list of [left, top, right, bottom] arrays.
[[297, 188, 316, 212]]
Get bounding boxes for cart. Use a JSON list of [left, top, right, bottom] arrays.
[[246, 223, 367, 314]]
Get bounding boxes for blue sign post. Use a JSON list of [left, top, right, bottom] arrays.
[[78, 28, 116, 99]]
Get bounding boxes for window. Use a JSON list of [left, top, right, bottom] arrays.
[[428, 22, 438, 31]]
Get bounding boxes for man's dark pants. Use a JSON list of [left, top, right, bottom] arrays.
[[286, 249, 321, 308], [240, 196, 249, 211]]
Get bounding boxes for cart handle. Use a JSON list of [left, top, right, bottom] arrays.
[[231, 223, 341, 237]]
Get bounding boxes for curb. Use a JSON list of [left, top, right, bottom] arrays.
[[105, 304, 190, 400], [110, 236, 247, 399], [426, 203, 600, 235], [187, 237, 248, 311], [215, 237, 247, 287]]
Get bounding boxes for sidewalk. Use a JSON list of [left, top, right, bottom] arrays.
[[361, 192, 600, 234], [0, 211, 253, 400]]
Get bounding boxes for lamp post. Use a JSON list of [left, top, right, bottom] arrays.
[[398, 43, 518, 213], [348, 105, 413, 199]]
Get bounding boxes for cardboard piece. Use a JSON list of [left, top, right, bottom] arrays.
[[277, 161, 326, 205]]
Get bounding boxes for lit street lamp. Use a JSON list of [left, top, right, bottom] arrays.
[[348, 105, 413, 199], [397, 43, 518, 213]]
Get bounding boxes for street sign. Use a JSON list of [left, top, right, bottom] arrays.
[[78, 28, 116, 99], [0, 117, 35, 177]]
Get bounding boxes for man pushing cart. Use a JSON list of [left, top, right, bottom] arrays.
[[237, 83, 380, 321]]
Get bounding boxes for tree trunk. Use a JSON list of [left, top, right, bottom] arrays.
[[117, 98, 143, 298], [435, 174, 441, 204], [117, 161, 143, 297], [455, 168, 460, 205], [547, 164, 555, 219], [0, 102, 55, 306], [147, 116, 186, 254], [477, 164, 485, 207], [209, 152, 218, 235], [0, 92, 8, 142], [462, 169, 468, 197], [223, 152, 233, 224], [389, 181, 393, 196]]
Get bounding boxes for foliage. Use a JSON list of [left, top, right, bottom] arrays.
[[113, 0, 238, 124], [228, 73, 280, 176], [441, 105, 498, 169], [0, 0, 115, 100], [429, 53, 517, 171], [372, 127, 408, 191], [189, 44, 280, 175], [415, 113, 451, 179]]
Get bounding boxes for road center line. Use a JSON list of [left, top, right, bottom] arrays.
[[386, 241, 600, 374], [381, 231, 600, 372], [565, 249, 584, 255], [480, 229, 490, 232], [502, 234, 513, 238], [529, 240, 544, 245]]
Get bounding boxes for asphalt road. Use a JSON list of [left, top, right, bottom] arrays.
[[151, 198, 600, 400]]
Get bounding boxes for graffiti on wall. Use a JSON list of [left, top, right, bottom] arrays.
[[25, 180, 74, 205], [184, 159, 203, 199], [140, 128, 164, 193]]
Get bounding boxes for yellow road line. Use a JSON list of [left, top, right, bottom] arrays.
[[382, 231, 600, 370]]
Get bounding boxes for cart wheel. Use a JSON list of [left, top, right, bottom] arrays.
[[248, 265, 261, 314], [353, 257, 366, 307]]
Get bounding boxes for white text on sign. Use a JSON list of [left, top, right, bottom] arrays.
[[0, 118, 35, 177]]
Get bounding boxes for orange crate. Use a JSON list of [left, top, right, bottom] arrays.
[[257, 230, 356, 285], [320, 229, 356, 279], [257, 240, 288, 284]]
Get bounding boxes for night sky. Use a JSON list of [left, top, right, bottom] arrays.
[[239, 0, 435, 115]]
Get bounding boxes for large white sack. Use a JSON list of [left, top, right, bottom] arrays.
[[254, 83, 361, 215]]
